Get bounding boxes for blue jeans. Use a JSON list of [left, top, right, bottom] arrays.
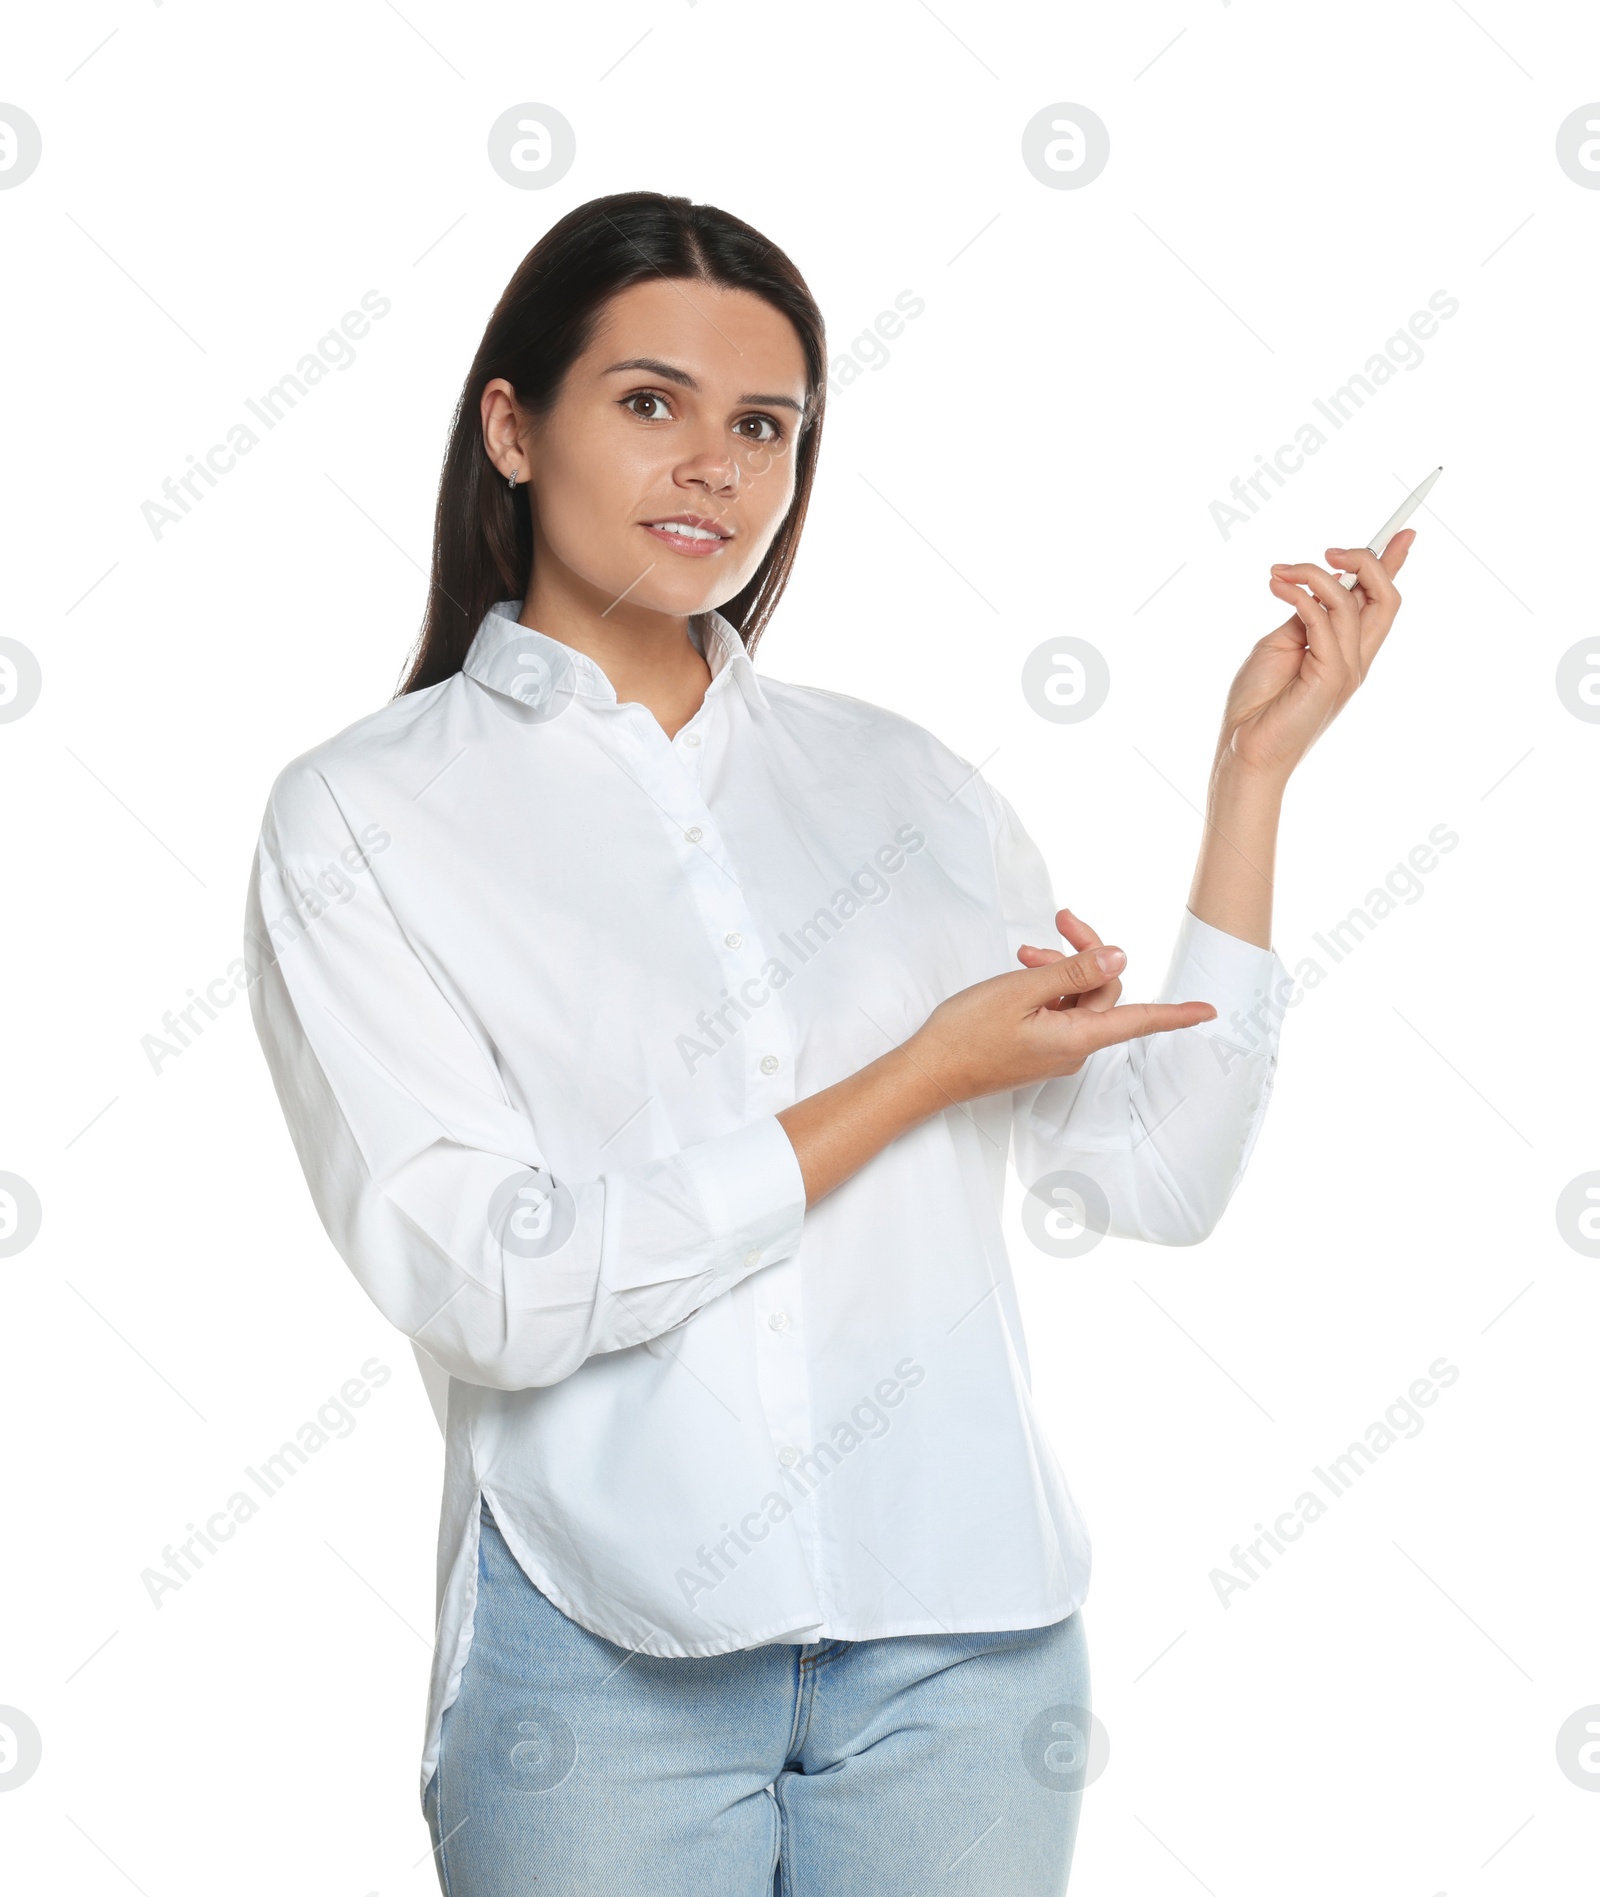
[[423, 1499, 1091, 1894]]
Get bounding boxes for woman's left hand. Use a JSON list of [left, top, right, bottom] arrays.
[[1215, 530, 1416, 783]]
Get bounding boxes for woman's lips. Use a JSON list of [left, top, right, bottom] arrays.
[[639, 520, 730, 558]]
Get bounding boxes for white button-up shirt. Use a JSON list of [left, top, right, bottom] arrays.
[[244, 601, 1290, 1790]]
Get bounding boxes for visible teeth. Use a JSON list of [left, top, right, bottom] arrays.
[[651, 520, 720, 540]]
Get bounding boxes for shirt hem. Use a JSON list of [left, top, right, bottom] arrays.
[[420, 1480, 1089, 1797], [478, 1487, 1087, 1656]]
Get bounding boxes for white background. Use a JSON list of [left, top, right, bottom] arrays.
[[3, 3, 1598, 1893]]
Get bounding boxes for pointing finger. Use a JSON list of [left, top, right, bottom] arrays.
[[1045, 998, 1218, 1059]]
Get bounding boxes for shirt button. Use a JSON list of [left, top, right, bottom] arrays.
[[685, 826, 703, 843], [724, 931, 743, 949], [682, 731, 702, 748], [744, 1248, 761, 1267], [768, 1311, 791, 1332], [759, 1054, 780, 1075], [778, 1446, 800, 1467]]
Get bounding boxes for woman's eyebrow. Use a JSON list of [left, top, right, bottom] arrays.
[[604, 356, 696, 388], [603, 357, 804, 412]]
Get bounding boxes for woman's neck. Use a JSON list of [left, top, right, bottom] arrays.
[[520, 569, 713, 740]]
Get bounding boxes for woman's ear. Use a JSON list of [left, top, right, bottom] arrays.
[[480, 378, 529, 484]]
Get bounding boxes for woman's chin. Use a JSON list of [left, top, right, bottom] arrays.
[[604, 580, 746, 623]]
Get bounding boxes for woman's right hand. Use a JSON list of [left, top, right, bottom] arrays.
[[777, 911, 1219, 1208], [903, 919, 1218, 1108]]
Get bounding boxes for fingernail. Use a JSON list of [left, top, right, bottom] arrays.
[[1270, 564, 1289, 572], [1096, 947, 1124, 972]]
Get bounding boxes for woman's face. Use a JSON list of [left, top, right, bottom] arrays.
[[487, 277, 810, 624]]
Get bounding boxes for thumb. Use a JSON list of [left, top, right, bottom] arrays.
[[1014, 943, 1123, 1007]]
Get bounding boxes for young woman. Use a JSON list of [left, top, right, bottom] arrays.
[[246, 191, 1412, 1894]]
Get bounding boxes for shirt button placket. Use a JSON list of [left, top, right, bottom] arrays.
[[753, 1236, 809, 1519], [662, 723, 810, 1517]]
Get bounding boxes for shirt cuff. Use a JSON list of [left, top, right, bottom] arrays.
[[678, 1113, 809, 1280], [1155, 907, 1293, 1048]]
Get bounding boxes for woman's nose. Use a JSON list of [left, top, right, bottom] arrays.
[[677, 448, 737, 494]]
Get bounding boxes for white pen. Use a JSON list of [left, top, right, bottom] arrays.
[[1337, 465, 1443, 588]]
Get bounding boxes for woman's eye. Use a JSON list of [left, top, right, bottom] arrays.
[[736, 413, 781, 444], [624, 392, 672, 421]]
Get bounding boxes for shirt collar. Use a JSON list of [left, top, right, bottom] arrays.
[[462, 601, 771, 716]]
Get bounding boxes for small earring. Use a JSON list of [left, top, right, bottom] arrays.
[[507, 467, 519, 489]]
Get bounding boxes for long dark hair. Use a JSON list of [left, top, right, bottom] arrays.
[[397, 191, 827, 696]]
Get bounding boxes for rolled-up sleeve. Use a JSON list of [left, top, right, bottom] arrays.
[[244, 763, 808, 1390], [977, 775, 1290, 1245]]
